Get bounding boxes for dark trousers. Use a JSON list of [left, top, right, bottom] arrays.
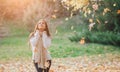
[[33, 60, 51, 72]]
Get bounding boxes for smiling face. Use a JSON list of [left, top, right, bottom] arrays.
[[37, 20, 46, 31]]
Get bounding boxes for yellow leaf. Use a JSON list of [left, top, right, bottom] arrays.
[[103, 12, 105, 16], [87, 9, 91, 14], [92, 3, 98, 10], [52, 15, 56, 19], [53, 0, 56, 2], [89, 19, 93, 23], [84, 12, 87, 17], [55, 29, 58, 34], [71, 26, 74, 30], [73, 30, 76, 33], [70, 12, 73, 18], [113, 3, 116, 6], [65, 18, 69, 21], [66, 7, 69, 10], [54, 10, 58, 13], [104, 8, 110, 13], [96, 19, 101, 24], [105, 21, 108, 24]]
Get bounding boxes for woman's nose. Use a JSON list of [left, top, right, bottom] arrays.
[[39, 23, 42, 26]]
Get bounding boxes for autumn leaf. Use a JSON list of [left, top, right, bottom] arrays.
[[80, 37, 85, 45], [55, 29, 58, 34], [52, 15, 56, 19], [92, 3, 98, 11], [65, 18, 69, 21], [89, 22, 95, 31], [89, 19, 93, 23], [117, 10, 120, 14], [96, 19, 101, 24], [71, 26, 74, 30], [113, 3, 116, 6], [84, 12, 87, 17], [104, 8, 111, 13], [54, 10, 58, 13]]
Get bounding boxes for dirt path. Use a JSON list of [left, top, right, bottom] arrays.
[[0, 54, 120, 72]]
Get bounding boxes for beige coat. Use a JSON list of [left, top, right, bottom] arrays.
[[29, 30, 52, 68]]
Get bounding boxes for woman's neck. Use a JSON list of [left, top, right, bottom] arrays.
[[39, 29, 44, 32]]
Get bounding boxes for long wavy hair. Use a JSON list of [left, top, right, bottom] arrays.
[[29, 19, 51, 39]]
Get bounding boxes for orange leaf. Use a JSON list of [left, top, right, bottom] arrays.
[[117, 10, 120, 14]]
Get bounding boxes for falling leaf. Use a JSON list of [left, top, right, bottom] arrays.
[[54, 10, 58, 13], [89, 19, 93, 23], [105, 21, 108, 24], [52, 0, 56, 2], [113, 3, 116, 6], [55, 29, 58, 34], [83, 6, 87, 11], [92, 3, 98, 10], [80, 37, 85, 45], [87, 8, 91, 14], [70, 12, 73, 18], [52, 15, 56, 19], [117, 10, 120, 14], [103, 12, 105, 16], [73, 30, 76, 33], [66, 7, 69, 10], [89, 22, 95, 31], [104, 8, 111, 13], [71, 26, 74, 30], [65, 18, 69, 21], [84, 12, 87, 17], [96, 19, 101, 24]]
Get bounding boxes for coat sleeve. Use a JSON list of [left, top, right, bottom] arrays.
[[42, 32, 51, 49], [29, 30, 40, 50]]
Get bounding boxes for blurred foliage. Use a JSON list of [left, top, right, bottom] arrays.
[[0, 0, 71, 32], [62, 0, 120, 46], [69, 31, 120, 46], [23, 0, 70, 32], [0, 0, 70, 20], [62, 0, 120, 32]]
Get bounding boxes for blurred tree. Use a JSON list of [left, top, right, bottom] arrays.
[[61, 0, 120, 33], [0, 0, 71, 32], [0, 0, 32, 20], [22, 0, 71, 32]]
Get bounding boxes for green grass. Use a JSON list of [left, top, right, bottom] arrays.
[[0, 36, 31, 61], [0, 32, 120, 62], [0, 16, 120, 62], [50, 36, 120, 58]]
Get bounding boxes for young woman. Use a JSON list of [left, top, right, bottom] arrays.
[[29, 19, 52, 72]]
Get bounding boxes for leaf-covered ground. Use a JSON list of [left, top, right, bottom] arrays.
[[0, 54, 120, 72]]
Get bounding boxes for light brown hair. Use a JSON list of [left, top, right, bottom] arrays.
[[29, 19, 51, 39]]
